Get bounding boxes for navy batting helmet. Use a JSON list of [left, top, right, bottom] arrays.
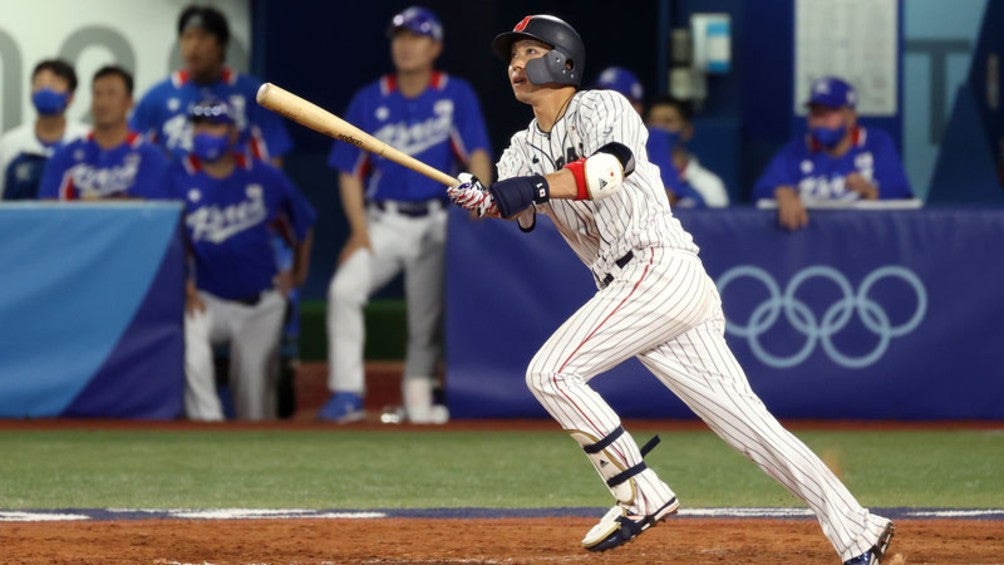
[[491, 14, 585, 87]]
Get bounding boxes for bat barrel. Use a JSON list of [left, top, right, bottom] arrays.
[[256, 83, 460, 187]]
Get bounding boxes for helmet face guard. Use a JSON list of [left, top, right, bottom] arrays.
[[525, 48, 576, 86], [492, 15, 584, 87]]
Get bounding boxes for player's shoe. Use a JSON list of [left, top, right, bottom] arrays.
[[317, 392, 364, 423], [843, 522, 895, 565], [379, 404, 449, 425], [581, 496, 679, 552]]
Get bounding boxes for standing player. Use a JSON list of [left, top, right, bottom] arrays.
[[753, 76, 912, 230], [0, 59, 89, 200], [131, 4, 292, 165], [448, 15, 893, 565], [320, 6, 493, 424], [133, 3, 298, 417], [169, 98, 315, 421], [38, 66, 169, 200]]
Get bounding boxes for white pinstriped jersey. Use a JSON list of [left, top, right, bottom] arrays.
[[496, 89, 698, 282], [502, 91, 891, 562]]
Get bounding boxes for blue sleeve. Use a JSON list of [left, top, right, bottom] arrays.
[[275, 168, 317, 240], [37, 147, 70, 199], [869, 130, 913, 199], [251, 100, 294, 158], [451, 80, 491, 159], [132, 146, 171, 199], [752, 140, 801, 200], [129, 88, 158, 140], [327, 90, 367, 174]]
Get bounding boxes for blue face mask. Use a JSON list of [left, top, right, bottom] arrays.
[[32, 88, 69, 116], [810, 124, 847, 148], [192, 132, 231, 161], [663, 128, 683, 149]]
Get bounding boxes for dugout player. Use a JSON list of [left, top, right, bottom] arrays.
[[169, 98, 315, 421], [131, 4, 292, 165], [38, 65, 169, 200], [590, 66, 705, 207], [0, 59, 89, 200], [319, 6, 493, 424], [753, 76, 912, 230], [447, 15, 894, 565], [646, 94, 730, 207]]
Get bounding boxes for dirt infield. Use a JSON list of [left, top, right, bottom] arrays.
[[3, 362, 1002, 564], [3, 517, 1002, 564]]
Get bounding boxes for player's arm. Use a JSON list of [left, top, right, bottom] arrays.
[[185, 277, 206, 314], [338, 172, 371, 264], [754, 142, 809, 230], [468, 149, 493, 186], [450, 142, 634, 218], [292, 227, 314, 287], [774, 186, 809, 231]]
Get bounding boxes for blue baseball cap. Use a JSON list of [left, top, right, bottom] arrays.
[[189, 97, 236, 124], [592, 66, 644, 103], [805, 76, 856, 109], [387, 6, 444, 41]]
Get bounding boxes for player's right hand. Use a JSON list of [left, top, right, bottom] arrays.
[[775, 186, 809, 231], [339, 229, 372, 265], [448, 173, 498, 218], [185, 281, 206, 315]]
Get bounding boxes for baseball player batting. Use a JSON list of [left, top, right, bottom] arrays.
[[447, 14, 894, 565]]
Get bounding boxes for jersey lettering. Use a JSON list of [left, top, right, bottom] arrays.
[[372, 101, 453, 156], [69, 153, 141, 198], [187, 184, 267, 243], [797, 151, 876, 199], [552, 146, 580, 169]]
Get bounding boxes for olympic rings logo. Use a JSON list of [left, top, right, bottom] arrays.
[[717, 265, 927, 369]]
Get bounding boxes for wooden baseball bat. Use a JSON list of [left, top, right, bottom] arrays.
[[256, 82, 460, 187]]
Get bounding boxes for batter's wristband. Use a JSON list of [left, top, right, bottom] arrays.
[[564, 158, 589, 200]]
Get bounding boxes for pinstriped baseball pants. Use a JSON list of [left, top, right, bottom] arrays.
[[525, 246, 890, 561]]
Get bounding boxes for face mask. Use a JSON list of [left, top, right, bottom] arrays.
[[810, 124, 847, 148], [192, 132, 231, 161], [662, 128, 682, 148], [32, 88, 69, 116]]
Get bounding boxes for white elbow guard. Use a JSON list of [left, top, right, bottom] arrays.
[[583, 152, 625, 200], [566, 142, 634, 201]]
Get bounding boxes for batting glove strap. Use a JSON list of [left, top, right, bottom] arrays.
[[489, 174, 550, 218]]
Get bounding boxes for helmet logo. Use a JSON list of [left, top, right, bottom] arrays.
[[514, 16, 531, 32]]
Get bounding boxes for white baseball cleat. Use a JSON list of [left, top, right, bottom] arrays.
[[581, 496, 679, 551]]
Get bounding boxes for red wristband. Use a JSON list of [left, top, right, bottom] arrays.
[[564, 158, 589, 200]]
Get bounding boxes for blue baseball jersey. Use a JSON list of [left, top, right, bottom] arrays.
[[131, 68, 293, 162], [753, 126, 912, 201], [328, 72, 491, 202], [37, 131, 170, 200], [645, 127, 706, 208], [167, 154, 315, 301]]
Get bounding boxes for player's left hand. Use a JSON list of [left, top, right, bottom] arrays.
[[185, 282, 206, 315], [274, 269, 295, 297], [448, 173, 498, 218], [845, 173, 879, 199]]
